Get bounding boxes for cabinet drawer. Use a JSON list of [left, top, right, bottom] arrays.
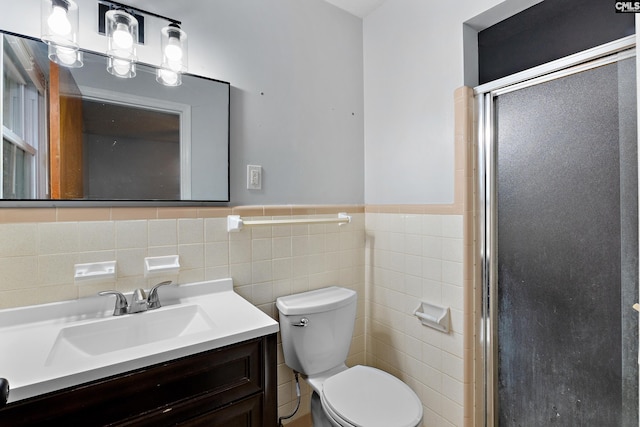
[[0, 338, 264, 426], [178, 394, 263, 427]]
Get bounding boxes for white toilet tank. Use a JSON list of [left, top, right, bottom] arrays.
[[276, 287, 357, 376]]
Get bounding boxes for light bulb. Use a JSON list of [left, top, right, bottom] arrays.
[[55, 46, 77, 65], [158, 68, 179, 86], [112, 23, 133, 50], [47, 5, 71, 36], [160, 25, 187, 74], [112, 58, 131, 76], [164, 37, 183, 61]]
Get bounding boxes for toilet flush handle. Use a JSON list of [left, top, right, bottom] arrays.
[[293, 317, 309, 327]]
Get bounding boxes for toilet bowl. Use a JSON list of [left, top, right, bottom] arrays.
[[276, 287, 423, 427], [318, 365, 422, 427]]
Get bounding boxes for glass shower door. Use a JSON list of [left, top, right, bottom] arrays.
[[482, 51, 638, 426]]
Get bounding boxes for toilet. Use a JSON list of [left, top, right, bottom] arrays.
[[276, 286, 423, 427]]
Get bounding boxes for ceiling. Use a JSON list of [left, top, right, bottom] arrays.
[[129, 0, 386, 20], [322, 0, 387, 18]]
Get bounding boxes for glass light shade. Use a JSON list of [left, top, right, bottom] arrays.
[[160, 25, 187, 73], [156, 68, 182, 86], [41, 0, 79, 49], [48, 44, 83, 68], [106, 9, 138, 61], [107, 57, 136, 78]]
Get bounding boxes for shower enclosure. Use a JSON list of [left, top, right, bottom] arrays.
[[476, 36, 639, 426]]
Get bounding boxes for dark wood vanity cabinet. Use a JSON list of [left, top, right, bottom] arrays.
[[0, 334, 277, 427]]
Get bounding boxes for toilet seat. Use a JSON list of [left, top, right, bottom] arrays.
[[320, 365, 423, 427]]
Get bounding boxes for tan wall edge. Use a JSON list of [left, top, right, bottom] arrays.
[[0, 201, 474, 224], [0, 205, 365, 224], [364, 203, 462, 215]]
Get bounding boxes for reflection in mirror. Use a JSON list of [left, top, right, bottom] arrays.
[[82, 99, 180, 200], [0, 31, 230, 203]]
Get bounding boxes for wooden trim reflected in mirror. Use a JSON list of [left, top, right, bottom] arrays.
[[49, 62, 84, 199]]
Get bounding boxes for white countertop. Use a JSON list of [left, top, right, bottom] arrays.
[[0, 278, 279, 403]]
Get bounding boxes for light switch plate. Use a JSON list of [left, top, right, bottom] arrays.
[[247, 165, 262, 190]]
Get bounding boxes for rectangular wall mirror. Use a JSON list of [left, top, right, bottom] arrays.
[[1, 30, 230, 205]]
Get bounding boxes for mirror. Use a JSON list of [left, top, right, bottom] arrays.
[[1, 31, 230, 204]]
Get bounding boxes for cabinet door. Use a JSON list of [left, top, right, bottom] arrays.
[[0, 337, 268, 426], [179, 394, 263, 427]]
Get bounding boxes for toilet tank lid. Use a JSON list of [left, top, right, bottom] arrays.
[[276, 286, 356, 316]]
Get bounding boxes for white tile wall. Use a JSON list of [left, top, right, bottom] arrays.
[[0, 210, 468, 426], [0, 213, 366, 425], [365, 212, 465, 427]]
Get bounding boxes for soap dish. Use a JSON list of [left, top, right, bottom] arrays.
[[144, 255, 180, 277], [74, 261, 117, 282], [413, 301, 450, 333]]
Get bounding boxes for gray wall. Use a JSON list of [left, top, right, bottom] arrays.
[[0, 0, 364, 205]]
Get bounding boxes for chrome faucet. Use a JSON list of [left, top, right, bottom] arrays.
[[98, 281, 174, 316]]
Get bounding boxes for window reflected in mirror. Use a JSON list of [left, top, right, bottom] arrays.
[[2, 34, 46, 199]]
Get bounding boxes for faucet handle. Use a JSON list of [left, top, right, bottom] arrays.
[[98, 290, 129, 316], [147, 281, 173, 310]]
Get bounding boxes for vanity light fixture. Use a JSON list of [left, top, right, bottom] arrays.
[[98, 1, 188, 86], [157, 23, 188, 86], [41, 0, 83, 67], [105, 9, 138, 78], [42, 0, 189, 83]]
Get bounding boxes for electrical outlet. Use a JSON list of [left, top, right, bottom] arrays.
[[247, 165, 262, 190]]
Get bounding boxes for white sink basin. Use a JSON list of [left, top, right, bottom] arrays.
[[0, 278, 279, 403], [46, 304, 214, 365]]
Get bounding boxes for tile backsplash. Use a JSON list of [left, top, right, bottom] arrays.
[[0, 203, 472, 427], [0, 207, 365, 310], [0, 206, 366, 425]]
